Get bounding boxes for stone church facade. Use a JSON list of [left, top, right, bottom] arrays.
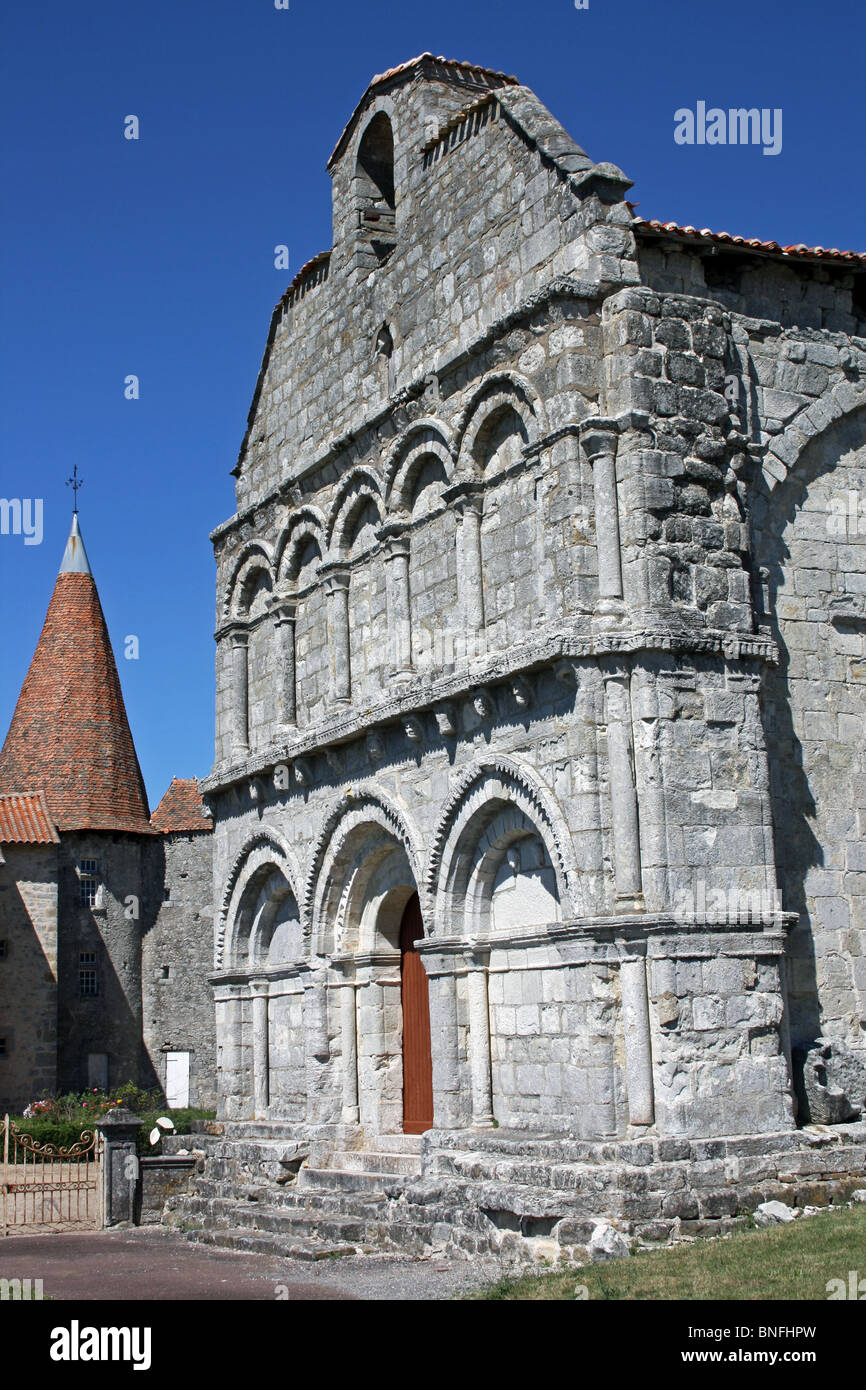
[[205, 49, 866, 1175]]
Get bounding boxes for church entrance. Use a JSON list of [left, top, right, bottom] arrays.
[[399, 893, 433, 1134]]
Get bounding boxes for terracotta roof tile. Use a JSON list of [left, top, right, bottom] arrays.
[[0, 791, 59, 845], [0, 520, 153, 834], [150, 778, 212, 834], [632, 214, 866, 266]]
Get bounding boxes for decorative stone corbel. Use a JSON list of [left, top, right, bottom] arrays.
[[511, 675, 532, 709], [472, 688, 495, 721], [434, 703, 457, 737], [293, 757, 314, 788], [367, 730, 386, 763]]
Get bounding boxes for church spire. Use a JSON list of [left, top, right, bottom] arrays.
[[0, 512, 152, 833], [59, 511, 92, 576]]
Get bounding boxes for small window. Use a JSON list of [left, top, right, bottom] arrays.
[[0, 940, 7, 960], [161, 965, 170, 980], [79, 951, 98, 997], [0, 1037, 7, 1057], [78, 860, 100, 908], [163, 887, 171, 902]]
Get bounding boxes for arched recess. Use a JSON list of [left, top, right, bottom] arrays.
[[753, 401, 866, 1055], [455, 372, 546, 476], [305, 789, 425, 957], [354, 110, 396, 265], [274, 508, 327, 585], [223, 543, 275, 621], [326, 469, 384, 558], [327, 474, 386, 705], [275, 511, 327, 728], [217, 829, 305, 971], [427, 757, 581, 935], [384, 422, 455, 509], [384, 424, 458, 674], [454, 375, 546, 638]]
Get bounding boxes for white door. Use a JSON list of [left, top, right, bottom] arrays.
[[165, 1052, 190, 1109]]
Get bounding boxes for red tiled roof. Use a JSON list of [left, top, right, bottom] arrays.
[[0, 792, 59, 845], [633, 215, 866, 266], [151, 778, 212, 834], [328, 53, 519, 169], [0, 564, 153, 835]]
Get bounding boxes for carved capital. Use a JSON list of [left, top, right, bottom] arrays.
[[579, 416, 619, 465]]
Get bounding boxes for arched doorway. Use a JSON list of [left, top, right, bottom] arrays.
[[399, 893, 433, 1134]]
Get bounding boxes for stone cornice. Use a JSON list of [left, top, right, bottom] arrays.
[[201, 623, 779, 795]]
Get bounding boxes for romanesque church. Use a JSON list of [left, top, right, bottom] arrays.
[[3, 53, 866, 1256]]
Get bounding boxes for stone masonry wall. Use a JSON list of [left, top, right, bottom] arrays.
[[142, 831, 217, 1109], [0, 846, 58, 1111]]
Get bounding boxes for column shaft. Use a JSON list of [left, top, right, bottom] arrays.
[[621, 956, 655, 1126]]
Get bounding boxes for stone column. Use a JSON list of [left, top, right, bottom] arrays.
[[467, 954, 494, 1128], [228, 626, 250, 755], [444, 480, 485, 640], [602, 660, 643, 902], [268, 589, 298, 728], [251, 980, 270, 1118], [380, 525, 413, 677], [333, 962, 359, 1125], [214, 984, 243, 1119], [323, 566, 351, 704], [580, 420, 624, 612], [620, 954, 655, 1126]]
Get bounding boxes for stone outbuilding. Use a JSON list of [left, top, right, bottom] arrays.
[[0, 516, 215, 1111]]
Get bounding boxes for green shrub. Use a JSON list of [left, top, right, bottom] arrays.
[[7, 1084, 215, 1161]]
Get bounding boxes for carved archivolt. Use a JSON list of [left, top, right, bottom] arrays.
[[425, 755, 580, 933], [455, 370, 547, 473], [223, 542, 275, 620], [761, 386, 866, 493], [274, 507, 327, 584], [304, 786, 426, 953], [216, 826, 303, 968], [325, 468, 385, 556], [383, 419, 455, 509]]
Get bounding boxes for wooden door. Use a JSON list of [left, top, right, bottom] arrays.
[[400, 893, 434, 1134]]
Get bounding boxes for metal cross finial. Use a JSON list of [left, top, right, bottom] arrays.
[[66, 464, 83, 513]]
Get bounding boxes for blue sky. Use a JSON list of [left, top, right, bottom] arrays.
[[1, 0, 863, 809]]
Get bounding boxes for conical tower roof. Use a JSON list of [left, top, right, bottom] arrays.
[[0, 515, 152, 833]]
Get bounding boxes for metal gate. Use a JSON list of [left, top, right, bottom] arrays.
[[1, 1114, 102, 1233]]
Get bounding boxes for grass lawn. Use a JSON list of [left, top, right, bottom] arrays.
[[469, 1204, 866, 1300]]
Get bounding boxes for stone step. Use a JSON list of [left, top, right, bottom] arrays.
[[169, 1180, 399, 1219], [321, 1150, 422, 1176], [170, 1193, 436, 1252], [297, 1167, 400, 1194], [183, 1227, 358, 1262]]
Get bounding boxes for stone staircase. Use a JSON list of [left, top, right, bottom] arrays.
[[162, 1126, 436, 1261], [161, 1119, 866, 1266]]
